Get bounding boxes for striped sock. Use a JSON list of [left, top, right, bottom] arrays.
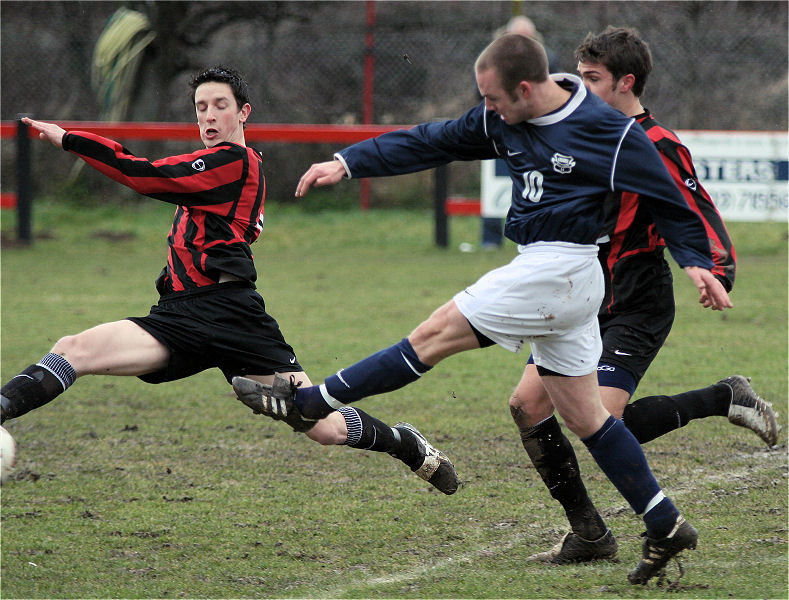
[[0, 353, 78, 420], [37, 353, 78, 392]]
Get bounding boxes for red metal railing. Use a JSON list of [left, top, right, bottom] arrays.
[[1, 119, 461, 247], [0, 121, 406, 143]]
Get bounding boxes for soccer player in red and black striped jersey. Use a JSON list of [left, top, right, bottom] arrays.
[[0, 66, 458, 494], [511, 27, 778, 567]]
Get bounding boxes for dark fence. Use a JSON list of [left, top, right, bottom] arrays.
[[1, 1, 787, 204]]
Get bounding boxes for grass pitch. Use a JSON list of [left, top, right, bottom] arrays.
[[1, 199, 787, 598]]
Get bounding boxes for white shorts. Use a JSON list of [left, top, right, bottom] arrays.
[[453, 242, 604, 376]]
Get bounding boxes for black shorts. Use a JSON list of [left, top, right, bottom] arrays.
[[127, 281, 303, 384], [598, 276, 675, 386]]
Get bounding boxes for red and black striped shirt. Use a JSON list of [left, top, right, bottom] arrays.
[[62, 132, 265, 294], [599, 110, 736, 315]]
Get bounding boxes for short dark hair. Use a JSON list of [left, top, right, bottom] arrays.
[[189, 65, 251, 109], [574, 26, 652, 97], [476, 33, 549, 96]]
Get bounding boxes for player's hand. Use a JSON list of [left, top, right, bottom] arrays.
[[295, 160, 347, 197], [21, 117, 66, 148], [683, 266, 733, 311]]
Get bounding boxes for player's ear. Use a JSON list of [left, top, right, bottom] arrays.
[[239, 103, 251, 123], [618, 74, 636, 94]]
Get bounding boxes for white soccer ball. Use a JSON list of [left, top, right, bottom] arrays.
[[1, 426, 17, 484]]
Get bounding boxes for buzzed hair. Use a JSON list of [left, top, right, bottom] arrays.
[[574, 26, 653, 97], [475, 33, 549, 95]]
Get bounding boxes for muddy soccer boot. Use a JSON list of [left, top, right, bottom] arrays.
[[628, 516, 698, 585], [232, 374, 317, 433], [528, 529, 618, 564], [722, 375, 779, 446], [394, 422, 460, 495]]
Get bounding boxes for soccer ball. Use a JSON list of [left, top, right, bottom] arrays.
[[0, 426, 17, 484]]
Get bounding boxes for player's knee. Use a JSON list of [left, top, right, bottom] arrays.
[[508, 389, 524, 415], [509, 391, 530, 428], [509, 388, 550, 428], [50, 334, 89, 370]]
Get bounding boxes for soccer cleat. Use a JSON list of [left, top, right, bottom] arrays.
[[527, 529, 618, 564], [722, 375, 779, 446], [627, 516, 698, 585], [394, 422, 460, 495], [231, 374, 317, 433]]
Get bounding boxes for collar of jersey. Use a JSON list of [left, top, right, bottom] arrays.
[[528, 73, 586, 127]]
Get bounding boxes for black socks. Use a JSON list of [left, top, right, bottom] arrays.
[[1, 353, 77, 422], [519, 415, 608, 540]]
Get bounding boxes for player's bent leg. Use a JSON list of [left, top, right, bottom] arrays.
[[233, 375, 460, 494]]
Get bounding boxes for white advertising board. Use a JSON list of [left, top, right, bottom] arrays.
[[480, 131, 788, 222]]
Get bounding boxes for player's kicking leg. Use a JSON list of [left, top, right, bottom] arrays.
[[232, 374, 460, 495]]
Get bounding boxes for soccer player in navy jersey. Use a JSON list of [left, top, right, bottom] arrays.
[[233, 34, 733, 584], [0, 66, 459, 495], [512, 27, 778, 568]]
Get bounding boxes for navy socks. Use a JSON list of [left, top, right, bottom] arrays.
[[295, 338, 432, 420], [583, 415, 679, 538]]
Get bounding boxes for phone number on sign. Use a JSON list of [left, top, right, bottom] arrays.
[[710, 189, 788, 212]]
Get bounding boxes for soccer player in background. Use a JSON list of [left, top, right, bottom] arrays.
[[513, 26, 778, 567], [234, 34, 733, 584], [0, 66, 459, 495]]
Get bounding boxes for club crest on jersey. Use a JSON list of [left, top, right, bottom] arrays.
[[551, 153, 576, 174], [191, 159, 206, 172], [684, 177, 697, 191]]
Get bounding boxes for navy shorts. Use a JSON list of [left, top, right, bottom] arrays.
[[127, 281, 303, 384], [597, 276, 675, 391]]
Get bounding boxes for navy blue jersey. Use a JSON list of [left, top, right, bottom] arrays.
[[338, 75, 713, 270]]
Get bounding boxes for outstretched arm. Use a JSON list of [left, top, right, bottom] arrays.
[[21, 117, 65, 148], [683, 266, 733, 311], [295, 160, 347, 197]]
